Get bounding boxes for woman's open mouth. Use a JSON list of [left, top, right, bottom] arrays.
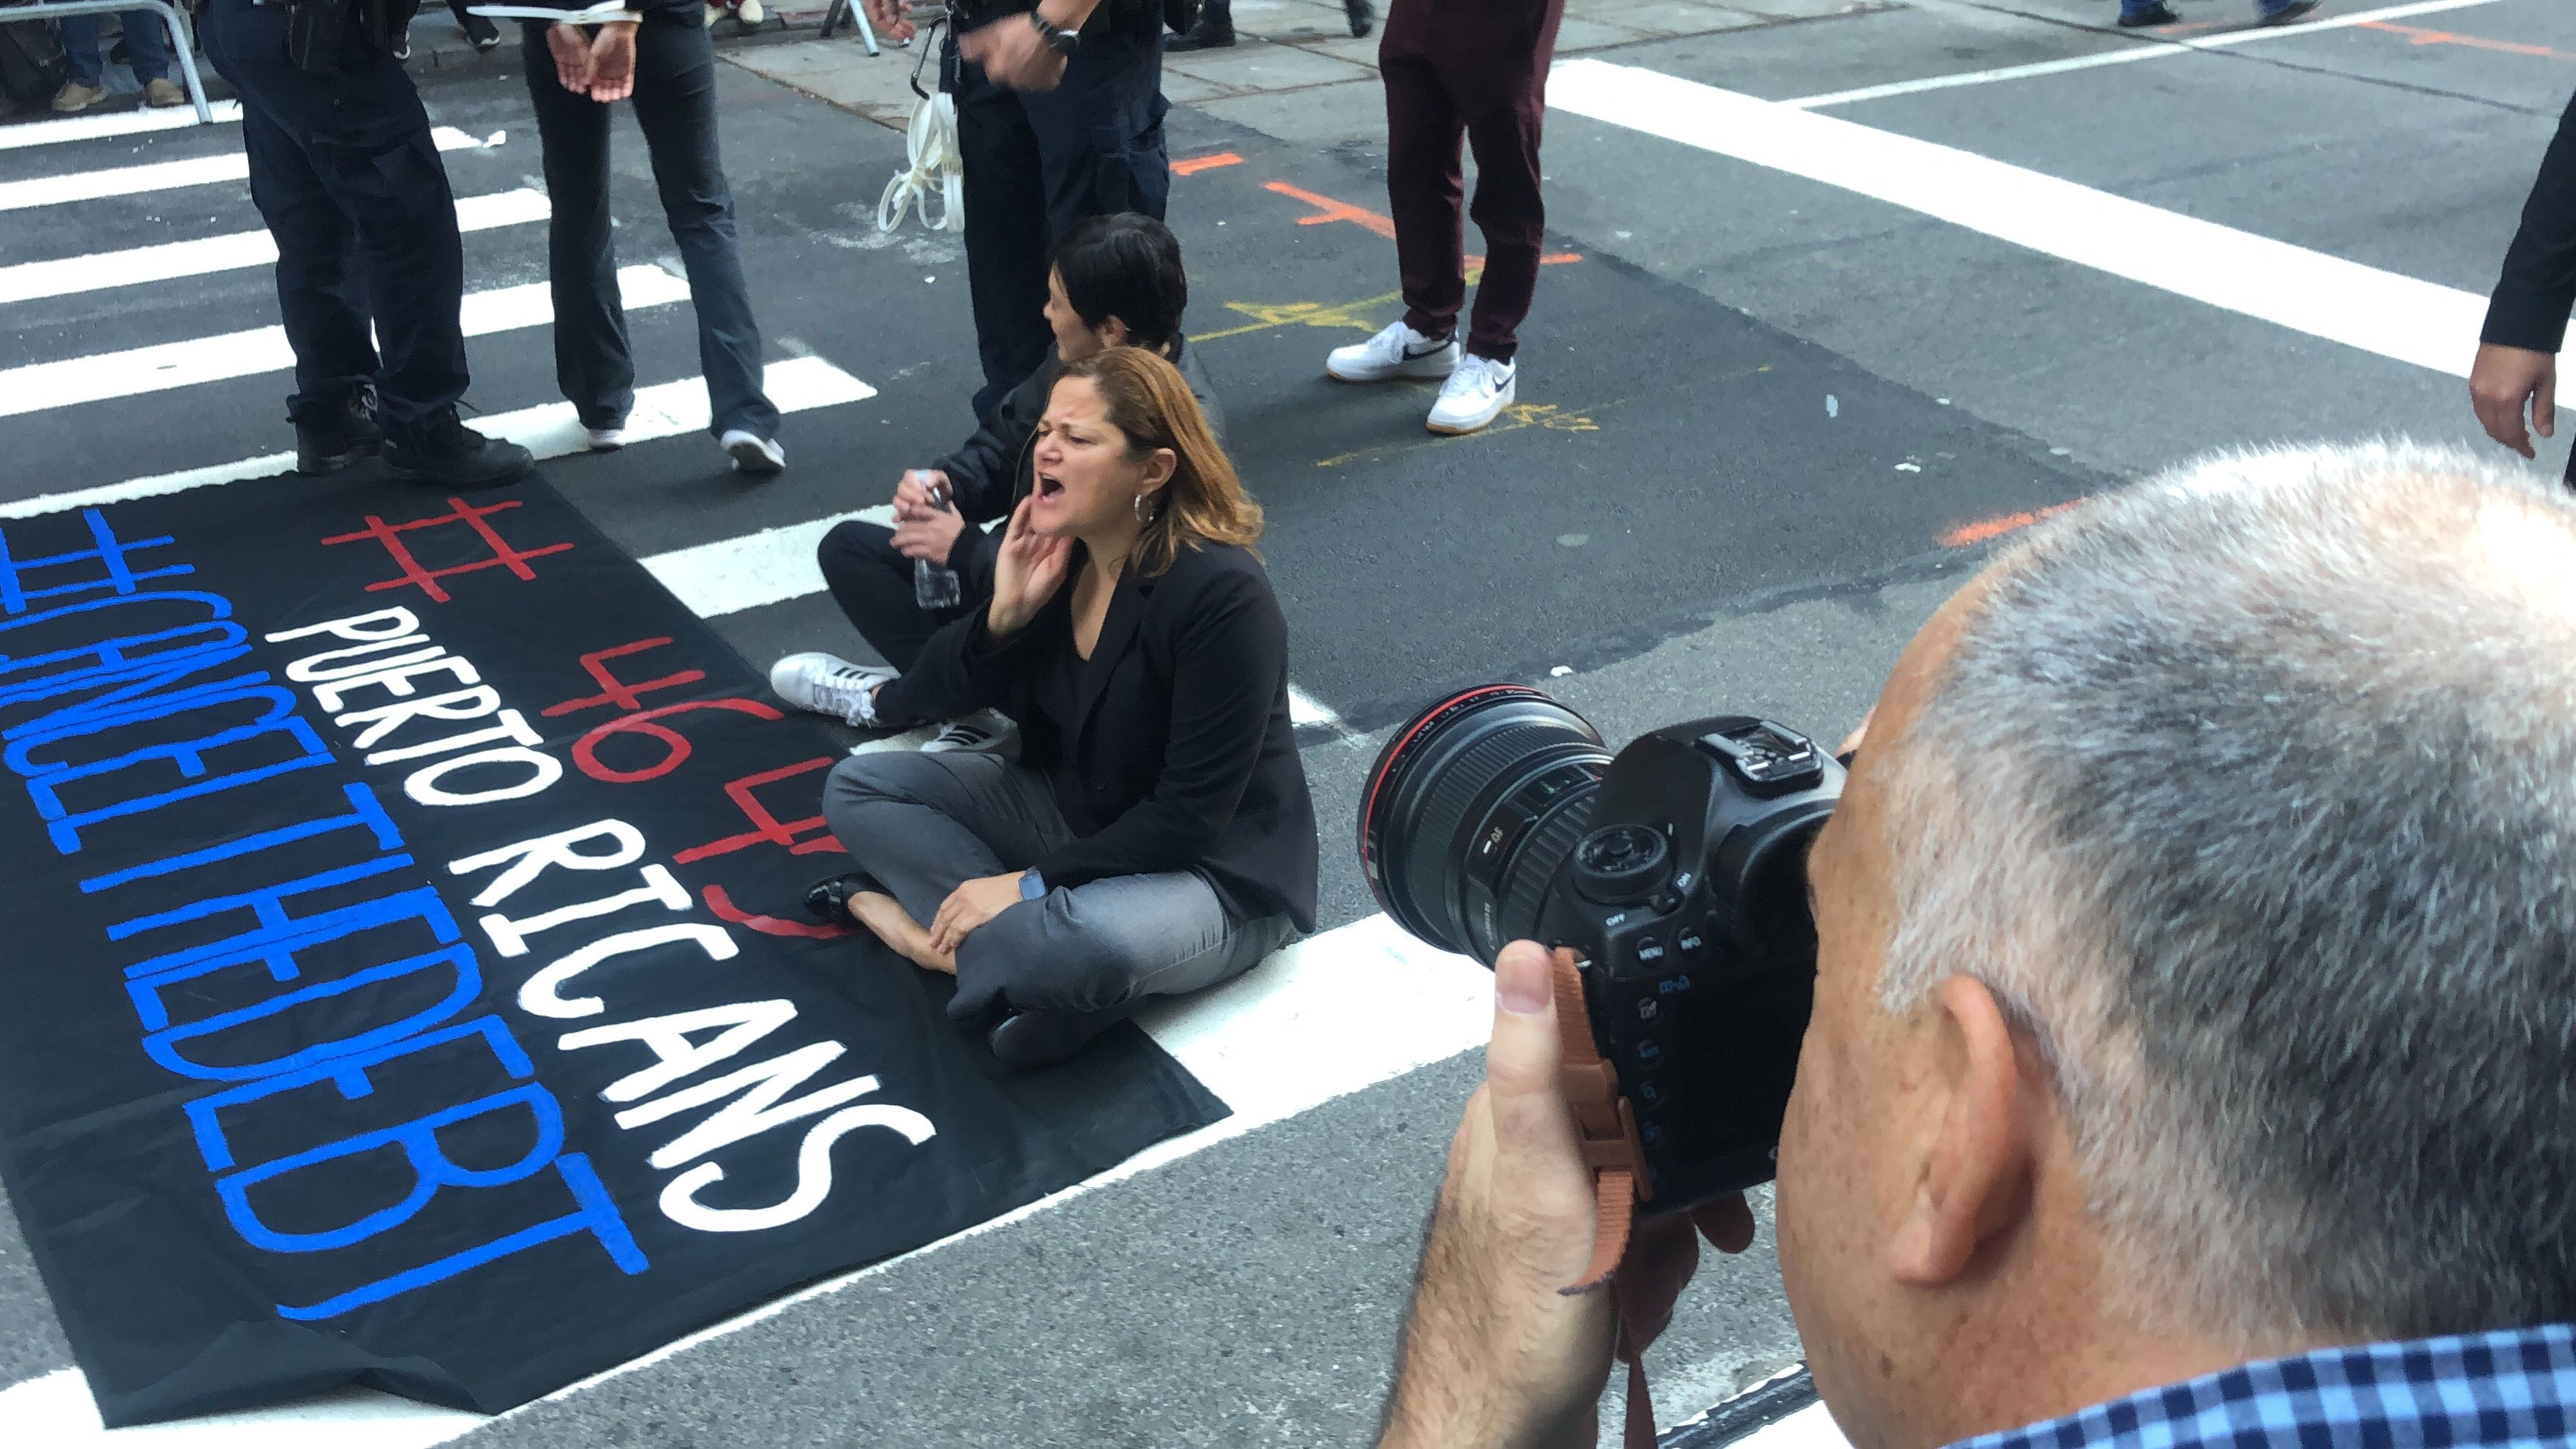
[[1035, 473, 1066, 501]]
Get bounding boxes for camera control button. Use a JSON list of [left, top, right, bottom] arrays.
[[1674, 927, 1707, 958], [1649, 886, 1682, 916], [1633, 1078, 1666, 1109], [1639, 1120, 1668, 1150], [1633, 935, 1666, 966], [1635, 996, 1662, 1024], [1632, 1038, 1666, 1068]]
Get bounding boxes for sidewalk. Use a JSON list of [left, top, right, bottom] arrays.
[[726, 0, 1890, 131]]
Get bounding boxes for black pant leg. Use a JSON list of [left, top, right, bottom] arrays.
[[300, 38, 471, 439], [817, 520, 964, 676], [204, 0, 380, 424], [954, 45, 1052, 422], [522, 21, 633, 429], [1027, 31, 1170, 236], [627, 14, 776, 437]]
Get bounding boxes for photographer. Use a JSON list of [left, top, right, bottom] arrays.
[[2474, 86, 2576, 484], [861, 0, 1169, 420], [521, 0, 787, 474], [1378, 442, 2576, 1449], [808, 347, 1316, 1071], [771, 212, 1218, 754], [202, 0, 531, 486]]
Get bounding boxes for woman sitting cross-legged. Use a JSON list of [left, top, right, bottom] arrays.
[[809, 347, 1318, 1070]]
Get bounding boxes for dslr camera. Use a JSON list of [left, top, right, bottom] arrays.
[[1360, 686, 1842, 1212]]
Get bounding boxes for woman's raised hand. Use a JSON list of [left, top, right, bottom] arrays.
[[986, 493, 1072, 639]]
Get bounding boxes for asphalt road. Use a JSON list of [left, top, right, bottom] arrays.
[[0, 0, 2569, 1443]]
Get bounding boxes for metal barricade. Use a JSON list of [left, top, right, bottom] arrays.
[[6, 0, 214, 123]]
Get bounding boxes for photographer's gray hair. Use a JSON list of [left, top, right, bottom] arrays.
[[1879, 440, 2576, 1345]]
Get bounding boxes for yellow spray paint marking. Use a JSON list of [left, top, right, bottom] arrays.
[[1312, 364, 1771, 469], [1196, 291, 1406, 342], [1316, 400, 1612, 469]]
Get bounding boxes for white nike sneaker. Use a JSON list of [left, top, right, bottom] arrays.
[[722, 429, 786, 476], [1325, 321, 1461, 383], [770, 652, 894, 727], [919, 709, 1018, 755], [1426, 354, 1517, 435], [585, 424, 626, 452]]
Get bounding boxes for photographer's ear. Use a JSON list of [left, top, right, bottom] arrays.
[[1888, 975, 2034, 1287]]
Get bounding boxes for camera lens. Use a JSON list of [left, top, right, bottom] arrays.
[[1360, 685, 1611, 962]]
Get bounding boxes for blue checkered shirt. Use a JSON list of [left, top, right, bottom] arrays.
[[1948, 1323, 2576, 1448]]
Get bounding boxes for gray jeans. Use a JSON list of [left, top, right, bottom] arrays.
[[821, 752, 1295, 1022]]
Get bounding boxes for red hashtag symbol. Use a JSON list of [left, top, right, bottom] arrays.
[[320, 496, 574, 604]]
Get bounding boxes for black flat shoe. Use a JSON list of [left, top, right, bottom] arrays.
[[2116, 2, 2179, 24], [986, 1005, 1129, 1070], [1343, 0, 1373, 37], [1165, 18, 1234, 49], [804, 870, 883, 925]]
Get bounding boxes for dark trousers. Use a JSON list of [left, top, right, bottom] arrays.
[[520, 18, 779, 438], [1379, 0, 1565, 363], [949, 24, 1168, 419], [818, 519, 1006, 725], [203, 0, 470, 442]]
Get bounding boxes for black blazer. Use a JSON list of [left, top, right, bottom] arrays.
[[901, 540, 1319, 932], [2484, 89, 2576, 356]]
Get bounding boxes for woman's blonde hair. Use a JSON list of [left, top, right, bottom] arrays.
[[1055, 347, 1262, 575]]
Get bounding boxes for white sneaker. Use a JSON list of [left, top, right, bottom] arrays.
[[1326, 321, 1461, 383], [722, 429, 786, 475], [770, 652, 894, 727], [1426, 354, 1516, 435], [920, 709, 1018, 755], [585, 424, 626, 452]]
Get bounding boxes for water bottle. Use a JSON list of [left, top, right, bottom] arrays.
[[911, 471, 964, 610]]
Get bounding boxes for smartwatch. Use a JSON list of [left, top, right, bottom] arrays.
[[1027, 10, 1078, 56], [1019, 869, 1048, 901]]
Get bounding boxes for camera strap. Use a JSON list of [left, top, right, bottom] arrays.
[[1549, 946, 1665, 1449]]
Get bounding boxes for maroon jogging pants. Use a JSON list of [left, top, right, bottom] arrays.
[[1378, 0, 1568, 363]]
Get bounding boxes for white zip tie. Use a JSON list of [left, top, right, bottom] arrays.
[[877, 89, 964, 234]]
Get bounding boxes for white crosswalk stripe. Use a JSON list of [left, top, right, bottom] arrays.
[[0, 186, 552, 304], [0, 98, 242, 151], [0, 124, 487, 211], [0, 90, 1467, 1448]]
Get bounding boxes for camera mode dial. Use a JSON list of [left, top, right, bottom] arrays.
[[1572, 823, 1671, 905]]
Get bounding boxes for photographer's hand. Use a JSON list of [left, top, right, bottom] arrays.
[[1378, 943, 1753, 1449], [547, 23, 594, 95]]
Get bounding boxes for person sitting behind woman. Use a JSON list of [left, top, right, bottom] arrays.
[[771, 212, 1222, 755], [807, 347, 1314, 1070]]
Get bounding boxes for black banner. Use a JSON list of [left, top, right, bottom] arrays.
[[0, 475, 1227, 1426]]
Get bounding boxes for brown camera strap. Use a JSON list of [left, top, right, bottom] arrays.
[[1549, 946, 1664, 1449]]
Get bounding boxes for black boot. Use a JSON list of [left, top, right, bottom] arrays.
[[1167, 13, 1233, 50], [382, 409, 534, 489], [986, 1003, 1134, 1070], [293, 388, 385, 476], [1343, 0, 1372, 37], [2116, 1, 2180, 24]]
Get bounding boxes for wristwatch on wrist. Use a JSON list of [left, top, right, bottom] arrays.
[[1019, 869, 1047, 901], [1027, 10, 1078, 56]]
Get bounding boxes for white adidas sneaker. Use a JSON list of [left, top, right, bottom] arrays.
[[1326, 321, 1461, 383], [920, 709, 1019, 755], [770, 652, 894, 727], [1426, 354, 1516, 435]]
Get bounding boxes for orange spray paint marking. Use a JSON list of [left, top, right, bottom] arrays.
[[1173, 151, 1245, 176], [2358, 20, 2568, 57], [1265, 179, 1399, 239], [1939, 501, 2081, 550]]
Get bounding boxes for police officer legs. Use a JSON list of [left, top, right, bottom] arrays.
[[869, 0, 1167, 420], [203, 0, 531, 487]]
